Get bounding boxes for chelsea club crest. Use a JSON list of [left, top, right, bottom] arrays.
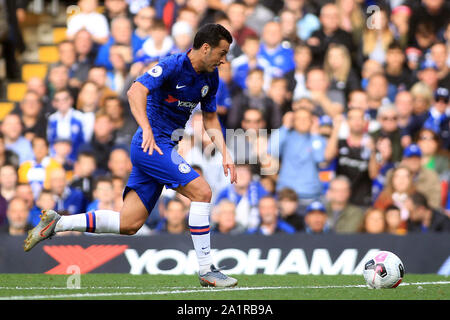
[[201, 85, 209, 97], [178, 163, 191, 174]]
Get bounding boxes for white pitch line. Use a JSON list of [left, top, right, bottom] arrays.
[[299, 281, 450, 289], [0, 286, 140, 290], [1, 281, 449, 300], [0, 286, 297, 300]]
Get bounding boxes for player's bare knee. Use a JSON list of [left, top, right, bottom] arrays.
[[120, 221, 143, 235], [120, 225, 138, 235], [194, 185, 212, 202]]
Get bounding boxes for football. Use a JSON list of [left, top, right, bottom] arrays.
[[363, 251, 405, 289]]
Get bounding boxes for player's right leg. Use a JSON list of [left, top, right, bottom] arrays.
[[176, 177, 238, 288], [23, 189, 150, 251]]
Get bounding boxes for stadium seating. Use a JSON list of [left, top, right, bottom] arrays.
[[6, 82, 27, 102], [0, 101, 15, 121], [38, 45, 59, 64], [21, 63, 48, 82], [52, 26, 67, 44]]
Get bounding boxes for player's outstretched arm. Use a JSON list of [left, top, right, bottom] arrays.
[[202, 111, 237, 184], [127, 82, 163, 155]]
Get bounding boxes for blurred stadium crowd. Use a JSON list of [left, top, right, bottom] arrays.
[[0, 0, 449, 237]]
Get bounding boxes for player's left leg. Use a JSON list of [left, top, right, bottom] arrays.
[[176, 176, 213, 272], [176, 177, 238, 287], [23, 207, 122, 252]]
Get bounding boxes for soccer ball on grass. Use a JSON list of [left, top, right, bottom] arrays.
[[363, 251, 405, 289]]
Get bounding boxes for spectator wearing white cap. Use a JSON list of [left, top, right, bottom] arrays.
[[171, 20, 194, 54]]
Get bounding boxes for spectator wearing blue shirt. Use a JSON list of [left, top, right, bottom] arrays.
[[269, 107, 327, 214], [29, 189, 55, 227], [422, 87, 450, 148], [86, 176, 115, 212], [247, 195, 296, 235], [1, 113, 34, 165], [231, 35, 270, 90], [49, 167, 87, 215], [131, 6, 155, 59], [134, 18, 175, 64], [95, 16, 135, 71], [258, 21, 295, 80], [283, 0, 320, 41], [106, 44, 131, 94], [215, 164, 268, 230], [317, 115, 337, 194], [47, 88, 85, 163], [402, 81, 434, 144]]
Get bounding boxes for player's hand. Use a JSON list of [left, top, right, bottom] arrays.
[[142, 127, 163, 155], [223, 153, 237, 184]]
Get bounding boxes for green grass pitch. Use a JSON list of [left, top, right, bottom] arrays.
[[0, 274, 449, 300]]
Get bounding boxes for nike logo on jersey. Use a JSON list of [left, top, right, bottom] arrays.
[[176, 84, 186, 89]]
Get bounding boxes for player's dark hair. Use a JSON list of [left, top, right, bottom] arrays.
[[192, 23, 232, 50]]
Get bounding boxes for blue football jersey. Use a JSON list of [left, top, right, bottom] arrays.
[[133, 51, 219, 147]]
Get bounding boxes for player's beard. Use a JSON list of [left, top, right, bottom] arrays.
[[204, 51, 218, 72]]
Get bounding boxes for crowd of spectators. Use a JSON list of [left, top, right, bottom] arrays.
[[0, 0, 449, 237]]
